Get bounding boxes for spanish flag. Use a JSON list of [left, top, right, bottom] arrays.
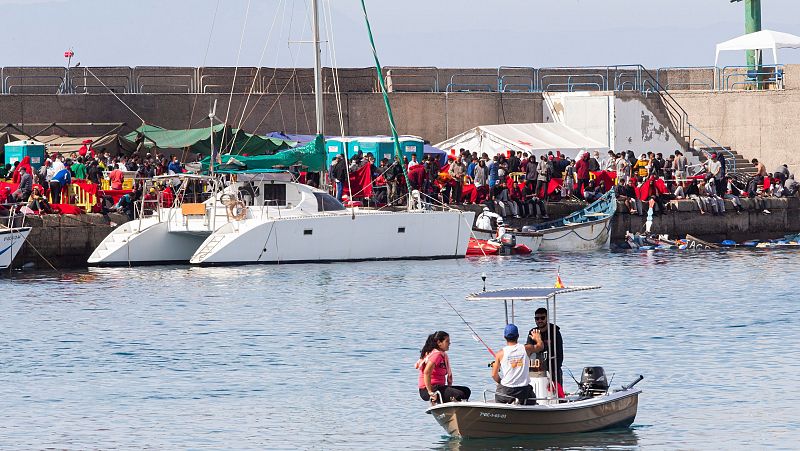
[[554, 273, 564, 288]]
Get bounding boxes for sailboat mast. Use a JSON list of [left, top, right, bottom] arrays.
[[311, 0, 324, 135]]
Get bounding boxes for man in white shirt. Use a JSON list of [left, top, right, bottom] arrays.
[[491, 324, 543, 404], [46, 154, 65, 182], [475, 206, 502, 231], [705, 154, 723, 195]]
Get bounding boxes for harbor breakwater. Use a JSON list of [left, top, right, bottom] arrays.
[[9, 198, 798, 269]]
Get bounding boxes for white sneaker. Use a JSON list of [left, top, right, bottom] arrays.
[[763, 209, 772, 214]]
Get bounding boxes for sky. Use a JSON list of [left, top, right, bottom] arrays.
[[2, 0, 800, 69]]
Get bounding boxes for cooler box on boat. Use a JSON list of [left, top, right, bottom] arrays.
[[4, 140, 46, 170]]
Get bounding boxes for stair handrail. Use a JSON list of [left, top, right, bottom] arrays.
[[688, 125, 737, 174], [631, 64, 689, 141]]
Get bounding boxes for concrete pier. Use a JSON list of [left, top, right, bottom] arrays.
[[8, 199, 798, 270]]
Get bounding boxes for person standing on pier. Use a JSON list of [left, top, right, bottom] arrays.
[[575, 152, 590, 200]]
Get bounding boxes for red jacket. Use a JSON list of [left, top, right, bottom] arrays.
[[575, 156, 590, 179]]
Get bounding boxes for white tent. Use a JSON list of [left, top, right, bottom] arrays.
[[715, 29, 800, 66], [434, 123, 608, 160]]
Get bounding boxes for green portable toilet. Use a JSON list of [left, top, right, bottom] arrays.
[[350, 137, 388, 162], [325, 137, 354, 167], [351, 136, 424, 163], [398, 136, 424, 162], [4, 140, 47, 170]]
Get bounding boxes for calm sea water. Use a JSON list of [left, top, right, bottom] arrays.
[[1, 250, 799, 450]]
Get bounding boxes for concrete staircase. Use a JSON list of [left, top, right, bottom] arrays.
[[692, 146, 756, 176], [639, 92, 754, 176]]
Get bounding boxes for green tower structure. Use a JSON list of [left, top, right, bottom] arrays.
[[731, 0, 762, 68]]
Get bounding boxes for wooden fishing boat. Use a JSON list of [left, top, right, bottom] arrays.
[[522, 191, 616, 251]]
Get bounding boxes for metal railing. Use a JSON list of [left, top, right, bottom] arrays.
[[445, 73, 496, 92], [385, 66, 439, 92], [689, 125, 737, 174], [497, 66, 537, 92], [719, 64, 784, 90], [0, 65, 789, 94]]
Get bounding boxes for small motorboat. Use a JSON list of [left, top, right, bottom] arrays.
[[466, 238, 532, 256], [471, 227, 542, 253], [426, 286, 643, 438]]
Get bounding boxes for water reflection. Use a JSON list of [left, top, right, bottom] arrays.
[[435, 429, 639, 450]]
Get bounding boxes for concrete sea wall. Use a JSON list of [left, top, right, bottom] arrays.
[[10, 199, 798, 269], [12, 213, 127, 269]]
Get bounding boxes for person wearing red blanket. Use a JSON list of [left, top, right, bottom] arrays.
[[11, 156, 32, 184], [575, 152, 590, 200], [407, 162, 426, 192], [639, 175, 670, 215]]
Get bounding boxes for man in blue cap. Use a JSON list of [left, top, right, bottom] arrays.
[[491, 323, 543, 404]]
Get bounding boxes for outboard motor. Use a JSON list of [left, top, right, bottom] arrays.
[[498, 233, 516, 255], [580, 366, 609, 398]]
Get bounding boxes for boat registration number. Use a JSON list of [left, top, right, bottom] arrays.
[[479, 411, 507, 419]]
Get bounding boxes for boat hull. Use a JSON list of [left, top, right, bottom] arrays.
[[191, 210, 475, 265], [88, 218, 209, 265], [0, 227, 31, 269], [427, 389, 640, 438], [537, 216, 612, 251]]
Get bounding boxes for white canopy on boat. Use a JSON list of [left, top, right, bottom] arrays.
[[466, 286, 600, 301], [434, 123, 608, 160], [715, 29, 800, 66]]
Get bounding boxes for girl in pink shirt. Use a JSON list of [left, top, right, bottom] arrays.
[[415, 331, 471, 404]]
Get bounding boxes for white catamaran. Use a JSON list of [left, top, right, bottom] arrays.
[[89, 0, 474, 266]]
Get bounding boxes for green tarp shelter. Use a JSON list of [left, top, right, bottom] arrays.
[[201, 135, 327, 173], [122, 124, 295, 156]]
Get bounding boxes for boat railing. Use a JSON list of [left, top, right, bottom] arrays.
[[2, 210, 28, 229]]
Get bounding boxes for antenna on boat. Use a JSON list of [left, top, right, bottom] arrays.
[[209, 99, 218, 176]]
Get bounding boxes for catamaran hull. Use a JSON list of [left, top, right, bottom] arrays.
[[537, 217, 612, 251], [0, 227, 31, 269], [427, 389, 640, 438], [190, 210, 475, 265], [88, 218, 209, 265]]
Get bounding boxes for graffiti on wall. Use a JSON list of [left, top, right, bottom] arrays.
[[639, 110, 669, 143]]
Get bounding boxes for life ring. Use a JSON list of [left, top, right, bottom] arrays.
[[227, 200, 248, 221]]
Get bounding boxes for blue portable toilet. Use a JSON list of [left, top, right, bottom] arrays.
[[4, 140, 47, 170]]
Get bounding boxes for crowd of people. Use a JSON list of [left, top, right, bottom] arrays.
[[416, 307, 563, 406], [328, 146, 799, 220], [3, 140, 796, 223], [0, 143, 190, 218]]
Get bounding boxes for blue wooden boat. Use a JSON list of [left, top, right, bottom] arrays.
[[522, 191, 616, 251]]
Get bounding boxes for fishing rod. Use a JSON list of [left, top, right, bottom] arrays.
[[439, 295, 495, 357]]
